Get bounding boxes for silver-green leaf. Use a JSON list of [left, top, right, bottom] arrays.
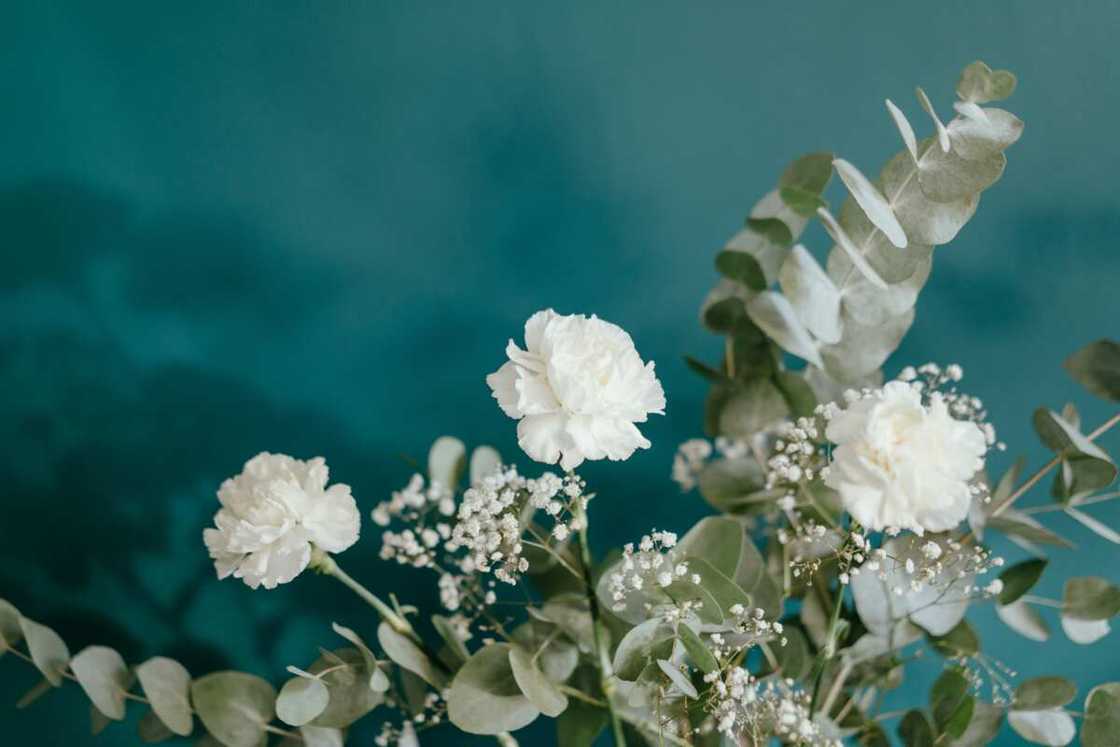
[[19, 617, 69, 686], [70, 646, 130, 721], [136, 657, 193, 737], [447, 643, 540, 734], [508, 645, 568, 717]]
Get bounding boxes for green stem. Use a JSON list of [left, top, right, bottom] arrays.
[[315, 552, 418, 643], [574, 505, 628, 747], [809, 580, 846, 715]]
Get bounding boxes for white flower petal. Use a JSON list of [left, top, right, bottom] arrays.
[[517, 412, 570, 467], [485, 361, 523, 418]]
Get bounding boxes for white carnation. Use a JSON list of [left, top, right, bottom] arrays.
[[486, 309, 665, 470], [824, 381, 986, 534], [203, 452, 360, 589]]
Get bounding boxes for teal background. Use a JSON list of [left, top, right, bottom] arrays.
[[2, 2, 1119, 744]]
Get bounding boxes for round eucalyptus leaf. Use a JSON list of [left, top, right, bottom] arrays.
[[898, 709, 934, 747], [1063, 576, 1120, 621], [377, 622, 446, 688], [330, 622, 385, 691], [1060, 615, 1110, 644], [957, 61, 1017, 103], [996, 600, 1050, 642], [276, 676, 330, 726], [952, 700, 1004, 746], [306, 647, 384, 728], [446, 643, 540, 734], [1064, 340, 1120, 402], [428, 436, 466, 490], [832, 158, 907, 248], [612, 619, 677, 682], [879, 150, 976, 246], [468, 445, 502, 485], [1014, 677, 1077, 711], [676, 516, 762, 592], [1008, 708, 1075, 746], [190, 671, 276, 747], [299, 725, 345, 747], [138, 708, 174, 743], [136, 656, 193, 736], [18, 617, 69, 686], [508, 645, 568, 717], [70, 646, 130, 721], [0, 598, 22, 653], [746, 290, 823, 368], [1082, 682, 1120, 747]]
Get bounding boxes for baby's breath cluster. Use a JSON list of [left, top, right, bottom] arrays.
[[672, 436, 752, 492], [863, 536, 1004, 597], [897, 362, 1003, 452], [607, 530, 702, 613], [765, 416, 826, 490], [703, 671, 839, 746]]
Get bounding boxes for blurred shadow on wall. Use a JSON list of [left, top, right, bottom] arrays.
[[0, 179, 413, 677]]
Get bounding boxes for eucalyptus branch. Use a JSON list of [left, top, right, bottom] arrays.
[[2, 644, 305, 740], [808, 580, 845, 716], [981, 410, 1120, 523]]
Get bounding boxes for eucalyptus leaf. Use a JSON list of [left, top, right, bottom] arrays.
[[885, 99, 918, 162], [432, 614, 471, 669], [15, 678, 53, 709], [745, 290, 823, 368], [18, 617, 69, 686], [137, 708, 174, 743], [779, 244, 842, 343], [0, 598, 21, 654], [305, 648, 383, 729], [70, 646, 130, 721], [819, 309, 914, 383], [535, 594, 595, 654], [957, 61, 1017, 104], [987, 515, 1074, 548], [299, 725, 345, 747], [1060, 615, 1110, 644], [276, 676, 330, 727], [996, 600, 1050, 642], [949, 107, 1024, 160], [1064, 339, 1120, 401], [676, 623, 717, 674], [746, 217, 794, 248], [898, 710, 934, 747], [832, 158, 907, 248], [779, 151, 833, 197], [1008, 708, 1075, 746], [715, 250, 767, 291], [556, 688, 608, 746], [136, 657, 193, 737], [377, 622, 446, 688], [447, 643, 540, 734], [1033, 408, 1116, 496], [1081, 682, 1120, 747], [331, 622, 387, 691], [817, 206, 887, 290], [468, 445, 502, 485], [91, 703, 111, 736], [1065, 506, 1120, 544], [916, 137, 1006, 202], [834, 190, 934, 285], [880, 149, 977, 246], [998, 559, 1048, 605], [612, 619, 677, 682], [508, 645, 568, 717], [1062, 576, 1120, 620], [717, 378, 789, 439], [1014, 677, 1077, 711], [950, 701, 1004, 746], [656, 659, 698, 699], [190, 671, 276, 747], [930, 620, 980, 658], [696, 457, 767, 514], [428, 435, 466, 491]]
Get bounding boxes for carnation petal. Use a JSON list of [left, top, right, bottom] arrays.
[[517, 413, 570, 467], [486, 362, 522, 418]]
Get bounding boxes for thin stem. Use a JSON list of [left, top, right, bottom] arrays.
[[557, 684, 608, 708], [1021, 594, 1063, 609], [316, 553, 416, 640], [523, 529, 584, 580], [988, 411, 1120, 519], [574, 504, 627, 747], [809, 580, 845, 716]]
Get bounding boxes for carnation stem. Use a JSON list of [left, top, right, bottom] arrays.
[[984, 410, 1120, 521], [573, 504, 628, 747], [315, 552, 420, 646]]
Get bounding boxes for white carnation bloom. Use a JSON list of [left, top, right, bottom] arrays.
[[486, 309, 666, 471], [203, 453, 360, 589], [824, 381, 986, 534]]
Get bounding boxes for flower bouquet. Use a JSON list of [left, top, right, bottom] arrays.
[[4, 60, 1120, 747]]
